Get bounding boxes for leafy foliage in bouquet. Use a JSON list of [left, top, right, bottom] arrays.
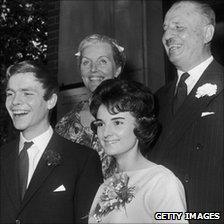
[[91, 173, 135, 222]]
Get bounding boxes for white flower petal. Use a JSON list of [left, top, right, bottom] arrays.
[[195, 83, 217, 98]]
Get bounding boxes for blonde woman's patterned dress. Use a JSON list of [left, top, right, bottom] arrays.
[[55, 100, 113, 179]]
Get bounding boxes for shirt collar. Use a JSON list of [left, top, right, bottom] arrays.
[[19, 126, 54, 154], [177, 56, 213, 84]]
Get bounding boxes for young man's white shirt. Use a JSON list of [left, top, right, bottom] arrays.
[[19, 126, 53, 188]]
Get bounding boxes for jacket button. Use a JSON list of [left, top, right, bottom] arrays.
[[15, 220, 21, 224], [195, 143, 203, 150], [184, 174, 190, 183]]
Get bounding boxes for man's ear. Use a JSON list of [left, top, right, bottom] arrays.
[[204, 24, 215, 44], [47, 93, 57, 110], [114, 66, 122, 78]]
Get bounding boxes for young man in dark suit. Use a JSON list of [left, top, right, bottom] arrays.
[[150, 0, 223, 223], [0, 60, 103, 223]]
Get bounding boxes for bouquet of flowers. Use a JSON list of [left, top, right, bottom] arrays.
[[91, 173, 135, 222]]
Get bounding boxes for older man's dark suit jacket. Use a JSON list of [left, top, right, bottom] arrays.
[[150, 60, 223, 221], [0, 132, 103, 224]]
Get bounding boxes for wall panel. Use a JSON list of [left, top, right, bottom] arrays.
[[58, 0, 165, 92]]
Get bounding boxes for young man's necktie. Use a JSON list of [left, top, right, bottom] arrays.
[[19, 141, 33, 200]]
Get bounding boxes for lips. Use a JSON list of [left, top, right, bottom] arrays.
[[11, 109, 29, 117], [165, 38, 182, 54], [89, 76, 104, 82], [167, 44, 182, 55], [169, 45, 181, 50], [104, 139, 119, 145]]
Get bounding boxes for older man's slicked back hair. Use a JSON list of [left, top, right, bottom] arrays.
[[173, 0, 216, 27]]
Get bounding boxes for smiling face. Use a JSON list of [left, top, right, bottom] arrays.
[[5, 72, 57, 139], [80, 42, 121, 92], [95, 105, 139, 159], [162, 2, 213, 71]]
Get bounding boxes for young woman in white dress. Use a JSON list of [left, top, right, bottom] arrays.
[[88, 79, 188, 223]]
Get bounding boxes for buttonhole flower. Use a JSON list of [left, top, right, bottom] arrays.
[[195, 83, 217, 98], [43, 150, 61, 167]]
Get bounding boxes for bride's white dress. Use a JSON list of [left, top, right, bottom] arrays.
[[89, 163, 188, 223]]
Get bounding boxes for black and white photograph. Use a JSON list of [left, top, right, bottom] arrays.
[[0, 0, 223, 223]]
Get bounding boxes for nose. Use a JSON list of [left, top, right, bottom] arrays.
[[90, 62, 98, 72], [102, 124, 112, 139], [163, 28, 175, 44], [12, 93, 22, 105]]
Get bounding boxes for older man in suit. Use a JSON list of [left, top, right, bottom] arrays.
[[149, 1, 223, 223], [0, 60, 103, 223]]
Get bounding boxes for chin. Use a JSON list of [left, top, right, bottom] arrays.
[[89, 86, 97, 92], [89, 84, 100, 92], [169, 56, 182, 66], [104, 147, 118, 156], [13, 124, 27, 131], [11, 118, 28, 130]]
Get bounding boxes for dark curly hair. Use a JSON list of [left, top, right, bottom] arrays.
[[90, 79, 159, 155]]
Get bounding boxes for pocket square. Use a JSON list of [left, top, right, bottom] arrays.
[[201, 111, 215, 117], [53, 185, 66, 192]]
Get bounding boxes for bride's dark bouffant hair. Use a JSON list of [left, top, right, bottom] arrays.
[[90, 79, 159, 155]]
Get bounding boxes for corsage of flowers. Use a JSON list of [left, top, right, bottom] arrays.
[[195, 83, 217, 98], [43, 150, 61, 167], [91, 173, 135, 223]]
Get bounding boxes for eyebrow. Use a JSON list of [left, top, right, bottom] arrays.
[[6, 87, 36, 92], [111, 117, 125, 121], [81, 55, 110, 60], [5, 87, 12, 91], [163, 21, 182, 26], [96, 117, 125, 121], [95, 119, 102, 122]]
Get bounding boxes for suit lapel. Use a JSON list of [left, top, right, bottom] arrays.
[[165, 80, 177, 120], [1, 139, 21, 210], [159, 60, 223, 151], [158, 78, 177, 126], [19, 133, 63, 211]]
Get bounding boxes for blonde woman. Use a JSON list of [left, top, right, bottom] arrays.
[[55, 34, 126, 179]]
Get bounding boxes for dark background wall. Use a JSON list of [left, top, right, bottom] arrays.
[[57, 0, 165, 94], [54, 0, 224, 119], [55, 0, 166, 119], [1, 0, 223, 145], [55, 0, 224, 91]]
